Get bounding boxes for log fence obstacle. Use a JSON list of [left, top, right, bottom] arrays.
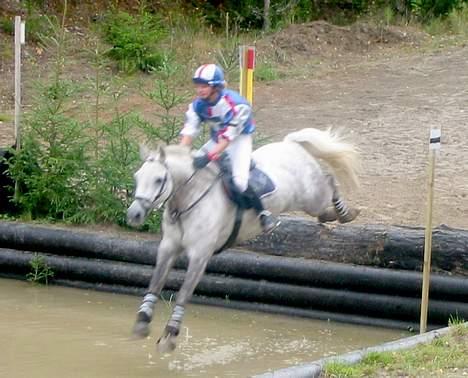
[[0, 218, 467, 332]]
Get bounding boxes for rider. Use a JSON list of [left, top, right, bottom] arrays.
[[179, 63, 280, 234]]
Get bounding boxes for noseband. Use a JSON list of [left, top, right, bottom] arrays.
[[135, 161, 170, 212]]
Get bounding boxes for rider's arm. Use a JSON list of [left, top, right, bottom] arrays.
[[180, 135, 193, 146], [180, 102, 201, 145], [208, 138, 229, 159]]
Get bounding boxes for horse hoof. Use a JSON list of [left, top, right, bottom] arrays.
[[318, 207, 338, 223], [132, 321, 150, 339], [157, 333, 177, 353], [338, 208, 360, 224]]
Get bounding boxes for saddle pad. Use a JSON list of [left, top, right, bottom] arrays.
[[249, 166, 276, 198]]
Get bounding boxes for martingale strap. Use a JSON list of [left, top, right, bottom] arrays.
[[214, 206, 243, 254]]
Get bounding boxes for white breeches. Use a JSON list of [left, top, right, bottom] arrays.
[[200, 134, 252, 192]]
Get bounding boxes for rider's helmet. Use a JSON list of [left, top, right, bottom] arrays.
[[192, 64, 225, 88]]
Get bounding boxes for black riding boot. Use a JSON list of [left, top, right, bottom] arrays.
[[243, 185, 280, 234]]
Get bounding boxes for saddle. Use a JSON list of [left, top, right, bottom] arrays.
[[212, 154, 276, 254], [216, 154, 276, 209]]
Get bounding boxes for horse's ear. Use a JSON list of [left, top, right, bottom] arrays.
[[140, 144, 150, 161], [158, 145, 166, 163]]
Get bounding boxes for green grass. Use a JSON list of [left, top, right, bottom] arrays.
[[0, 16, 14, 35], [26, 253, 54, 285], [0, 113, 13, 123], [255, 62, 281, 82], [323, 323, 468, 378], [447, 3, 468, 36]]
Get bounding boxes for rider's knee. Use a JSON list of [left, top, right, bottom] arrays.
[[232, 176, 248, 193]]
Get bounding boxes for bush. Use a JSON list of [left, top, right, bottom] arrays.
[[424, 1, 468, 35], [410, 0, 467, 19], [100, 10, 166, 73], [0, 16, 14, 34], [9, 81, 89, 220], [447, 2, 468, 34], [8, 91, 157, 225]]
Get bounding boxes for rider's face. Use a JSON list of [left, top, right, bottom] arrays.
[[195, 84, 217, 101]]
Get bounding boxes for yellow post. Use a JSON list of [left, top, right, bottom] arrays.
[[419, 127, 440, 334], [245, 46, 255, 104], [239, 46, 255, 105]]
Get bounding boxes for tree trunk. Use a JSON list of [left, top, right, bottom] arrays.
[[263, 0, 271, 32]]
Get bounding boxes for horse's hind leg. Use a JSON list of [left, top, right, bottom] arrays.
[[318, 175, 360, 224], [132, 238, 181, 339]]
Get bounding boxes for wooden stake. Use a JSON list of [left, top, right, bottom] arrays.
[[263, 0, 271, 32], [239, 46, 247, 97], [225, 12, 229, 39], [420, 128, 440, 334], [14, 16, 22, 150]]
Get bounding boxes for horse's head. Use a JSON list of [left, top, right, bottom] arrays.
[[127, 145, 174, 227]]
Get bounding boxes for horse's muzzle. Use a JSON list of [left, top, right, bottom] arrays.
[[127, 200, 147, 227]]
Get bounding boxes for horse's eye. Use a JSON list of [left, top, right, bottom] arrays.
[[155, 178, 163, 185]]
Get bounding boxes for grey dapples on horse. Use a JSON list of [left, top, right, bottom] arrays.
[[127, 127, 360, 352]]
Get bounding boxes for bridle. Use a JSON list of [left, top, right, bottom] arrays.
[[134, 170, 169, 212]]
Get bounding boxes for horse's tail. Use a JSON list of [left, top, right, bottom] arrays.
[[284, 128, 360, 190]]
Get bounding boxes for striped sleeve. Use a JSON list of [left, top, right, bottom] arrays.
[[180, 102, 202, 138], [219, 104, 251, 141]]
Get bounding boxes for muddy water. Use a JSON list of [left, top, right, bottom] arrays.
[[0, 278, 405, 377]]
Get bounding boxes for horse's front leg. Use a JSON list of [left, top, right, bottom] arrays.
[[132, 238, 182, 339], [157, 248, 212, 353]]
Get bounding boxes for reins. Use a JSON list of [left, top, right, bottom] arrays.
[[168, 167, 222, 223]]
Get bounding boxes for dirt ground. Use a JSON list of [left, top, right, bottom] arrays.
[[1, 21, 467, 230]]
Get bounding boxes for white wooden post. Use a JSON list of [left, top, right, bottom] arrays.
[[419, 127, 441, 334], [14, 16, 25, 150]]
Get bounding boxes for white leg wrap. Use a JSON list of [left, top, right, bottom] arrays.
[[167, 305, 185, 328], [138, 293, 158, 318], [333, 197, 349, 218]]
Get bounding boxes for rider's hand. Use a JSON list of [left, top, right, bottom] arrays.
[[193, 154, 211, 169], [193, 151, 220, 169]]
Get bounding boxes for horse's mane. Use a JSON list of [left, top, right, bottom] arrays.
[[162, 145, 194, 166], [165, 144, 192, 157], [143, 144, 192, 161]]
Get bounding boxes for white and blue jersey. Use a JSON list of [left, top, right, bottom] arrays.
[[181, 89, 255, 142]]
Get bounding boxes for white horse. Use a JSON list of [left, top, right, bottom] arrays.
[[127, 127, 360, 352]]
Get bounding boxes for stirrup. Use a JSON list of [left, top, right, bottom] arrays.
[[259, 211, 281, 234]]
